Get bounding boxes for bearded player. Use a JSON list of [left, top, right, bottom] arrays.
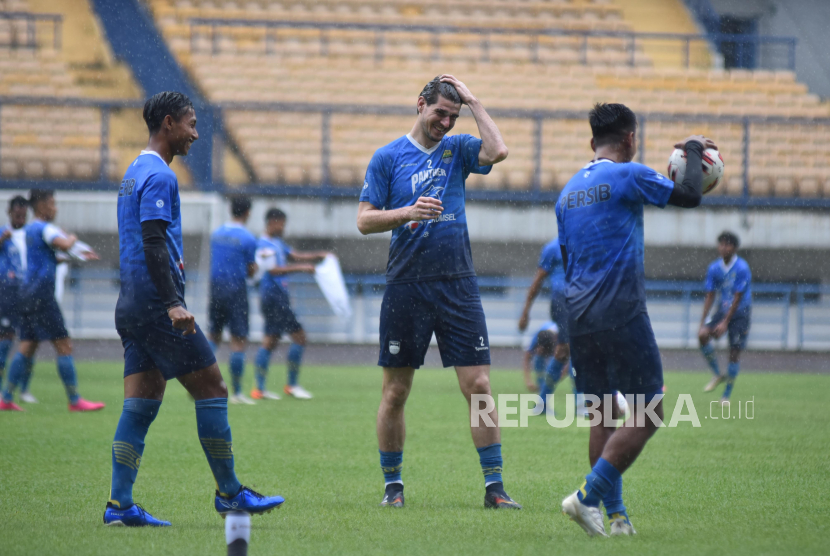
[[357, 75, 520, 509]]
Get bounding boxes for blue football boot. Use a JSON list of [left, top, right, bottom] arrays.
[[215, 486, 285, 517], [103, 502, 171, 527]]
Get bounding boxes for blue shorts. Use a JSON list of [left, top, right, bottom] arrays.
[[261, 288, 302, 337], [209, 287, 250, 338], [118, 312, 217, 381], [570, 312, 663, 400], [378, 276, 490, 369], [18, 298, 69, 342], [707, 308, 751, 350], [549, 291, 570, 344], [0, 283, 19, 336]]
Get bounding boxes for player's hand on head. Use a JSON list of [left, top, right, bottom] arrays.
[[439, 74, 476, 104], [168, 305, 196, 335], [408, 197, 443, 222], [674, 135, 717, 150]]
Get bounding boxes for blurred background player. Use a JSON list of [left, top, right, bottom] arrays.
[[0, 196, 28, 395], [0, 190, 104, 412], [518, 239, 577, 411], [105, 91, 284, 527], [521, 321, 558, 392], [357, 75, 520, 510], [557, 103, 712, 537], [699, 231, 752, 405], [253, 208, 328, 401], [208, 195, 258, 405]]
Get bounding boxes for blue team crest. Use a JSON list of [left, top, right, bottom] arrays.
[[441, 149, 453, 164], [423, 185, 445, 198]]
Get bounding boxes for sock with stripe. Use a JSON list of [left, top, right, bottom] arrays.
[[57, 355, 80, 404], [723, 361, 740, 399], [477, 443, 503, 486], [1, 352, 29, 402], [287, 343, 304, 387], [602, 476, 628, 519], [700, 343, 721, 376], [196, 398, 242, 497], [254, 347, 272, 391], [577, 457, 620, 508], [229, 351, 245, 395], [379, 450, 403, 485], [109, 398, 162, 508]]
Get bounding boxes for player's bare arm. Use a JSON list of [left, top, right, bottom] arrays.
[[518, 268, 549, 332], [51, 233, 77, 252], [246, 262, 258, 278], [269, 264, 316, 275], [439, 74, 508, 166], [288, 250, 332, 263], [357, 198, 444, 235]]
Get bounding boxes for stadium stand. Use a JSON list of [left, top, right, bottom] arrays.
[[141, 0, 830, 197]]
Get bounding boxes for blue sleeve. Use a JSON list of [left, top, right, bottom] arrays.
[[139, 172, 176, 223], [734, 264, 751, 293], [458, 134, 492, 176], [538, 242, 556, 273], [527, 333, 539, 353], [555, 202, 566, 246], [705, 265, 717, 292], [360, 149, 392, 209], [245, 234, 257, 265], [631, 164, 674, 208]]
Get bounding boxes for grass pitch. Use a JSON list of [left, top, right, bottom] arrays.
[[1, 361, 828, 555]]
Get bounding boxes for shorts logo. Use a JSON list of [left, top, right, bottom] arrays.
[[156, 200, 164, 208], [389, 341, 401, 355], [475, 335, 489, 352], [441, 149, 453, 164]]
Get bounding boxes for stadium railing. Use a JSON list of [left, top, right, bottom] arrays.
[[186, 18, 797, 71], [59, 267, 830, 351], [0, 11, 62, 50]]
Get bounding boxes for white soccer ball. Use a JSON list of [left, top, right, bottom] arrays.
[[667, 147, 724, 194]]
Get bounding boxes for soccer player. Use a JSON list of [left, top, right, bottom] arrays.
[[0, 190, 105, 412], [518, 239, 573, 408], [556, 103, 713, 536], [357, 74, 521, 509], [104, 91, 284, 527], [699, 231, 751, 404], [208, 195, 258, 405], [521, 321, 559, 392], [0, 196, 28, 394], [252, 208, 328, 401]]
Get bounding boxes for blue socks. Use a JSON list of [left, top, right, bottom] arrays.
[[57, 355, 80, 404], [540, 358, 565, 400], [700, 343, 721, 376], [578, 457, 620, 507], [380, 450, 403, 484], [195, 398, 242, 498], [602, 476, 628, 519], [0, 338, 11, 382], [20, 357, 33, 393], [229, 351, 245, 395], [287, 343, 304, 386], [254, 347, 271, 391], [109, 398, 162, 508], [477, 443, 503, 485], [2, 353, 31, 402], [723, 361, 740, 399]]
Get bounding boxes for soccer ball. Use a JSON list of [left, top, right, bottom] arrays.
[[667, 147, 724, 194]]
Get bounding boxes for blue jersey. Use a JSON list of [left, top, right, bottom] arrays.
[[258, 235, 292, 296], [538, 239, 565, 293], [0, 224, 23, 288], [359, 133, 491, 284], [115, 151, 186, 328], [210, 222, 256, 295], [525, 320, 559, 353], [705, 256, 752, 313], [19, 219, 64, 307], [555, 159, 674, 336]]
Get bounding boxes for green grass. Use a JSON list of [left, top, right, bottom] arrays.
[[1, 362, 828, 555]]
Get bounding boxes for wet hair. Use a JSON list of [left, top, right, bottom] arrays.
[[536, 329, 557, 353], [718, 230, 740, 248], [8, 195, 28, 211], [143, 91, 194, 134], [417, 76, 461, 113], [230, 195, 252, 218], [28, 189, 54, 208], [265, 208, 286, 222], [589, 103, 637, 148]]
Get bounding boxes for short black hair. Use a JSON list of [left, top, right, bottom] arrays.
[[229, 195, 252, 218], [29, 189, 54, 208], [718, 231, 740, 248], [143, 91, 194, 134], [589, 103, 637, 148], [536, 329, 557, 353], [265, 208, 286, 222], [418, 76, 461, 113], [8, 195, 27, 211]]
